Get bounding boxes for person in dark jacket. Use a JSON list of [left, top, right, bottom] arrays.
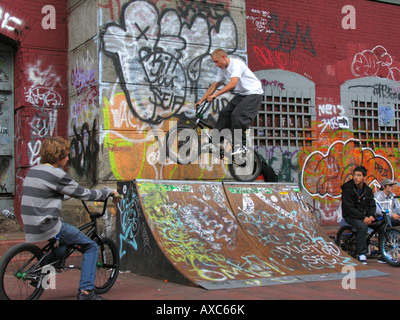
[[341, 166, 376, 264]]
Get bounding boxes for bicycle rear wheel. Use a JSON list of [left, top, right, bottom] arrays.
[[379, 228, 400, 267], [94, 237, 120, 294], [228, 148, 262, 182], [0, 243, 45, 300]]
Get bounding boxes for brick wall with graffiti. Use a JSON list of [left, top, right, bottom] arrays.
[[246, 0, 400, 224], [97, 0, 400, 226], [98, 0, 246, 182], [2, 0, 68, 219], [5, 0, 400, 227]]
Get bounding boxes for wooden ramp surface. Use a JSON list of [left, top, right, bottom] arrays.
[[117, 179, 385, 290]]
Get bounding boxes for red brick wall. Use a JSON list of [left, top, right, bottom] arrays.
[[246, 0, 400, 224], [246, 0, 400, 101], [0, 0, 68, 220]]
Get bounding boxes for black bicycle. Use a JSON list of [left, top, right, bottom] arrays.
[[0, 196, 121, 300], [165, 101, 262, 182], [335, 196, 400, 267]]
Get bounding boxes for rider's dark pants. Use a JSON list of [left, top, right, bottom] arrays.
[[215, 94, 263, 146], [344, 216, 368, 256]]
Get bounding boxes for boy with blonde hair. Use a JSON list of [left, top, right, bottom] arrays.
[[21, 136, 118, 300]]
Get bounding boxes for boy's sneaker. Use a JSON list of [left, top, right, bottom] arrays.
[[202, 142, 222, 153], [232, 145, 247, 156], [77, 289, 107, 300], [377, 257, 387, 264], [357, 254, 367, 265]]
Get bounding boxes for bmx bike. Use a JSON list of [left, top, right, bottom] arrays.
[[335, 196, 400, 267], [0, 196, 121, 300], [164, 101, 262, 182]]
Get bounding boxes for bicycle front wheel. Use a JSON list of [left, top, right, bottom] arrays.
[[165, 125, 200, 164], [228, 148, 262, 182], [379, 228, 400, 267], [0, 243, 45, 300], [94, 237, 120, 294]]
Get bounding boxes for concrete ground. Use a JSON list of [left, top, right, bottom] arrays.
[[1, 230, 400, 305]]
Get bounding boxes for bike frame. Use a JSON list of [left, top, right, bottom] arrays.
[[337, 196, 399, 257], [22, 198, 111, 280], [193, 101, 214, 139], [194, 101, 249, 156]]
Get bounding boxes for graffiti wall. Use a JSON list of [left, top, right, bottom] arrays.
[[0, 1, 68, 220], [246, 0, 400, 225], [6, 0, 400, 226], [96, 0, 400, 226], [99, 0, 245, 182]]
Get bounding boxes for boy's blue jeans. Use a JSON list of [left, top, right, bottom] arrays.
[[58, 222, 98, 291]]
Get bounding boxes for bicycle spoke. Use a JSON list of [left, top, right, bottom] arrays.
[[0, 245, 44, 300], [383, 231, 400, 262], [94, 238, 119, 294]]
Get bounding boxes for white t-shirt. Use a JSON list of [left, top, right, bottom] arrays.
[[215, 58, 263, 95]]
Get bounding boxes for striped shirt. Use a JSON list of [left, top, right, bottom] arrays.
[[21, 164, 114, 243]]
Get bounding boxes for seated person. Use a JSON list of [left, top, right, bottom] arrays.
[[374, 178, 400, 227], [21, 137, 119, 300], [341, 166, 376, 264]]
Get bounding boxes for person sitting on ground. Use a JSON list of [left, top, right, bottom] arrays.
[[21, 136, 119, 300], [374, 178, 400, 227], [341, 165, 376, 265]]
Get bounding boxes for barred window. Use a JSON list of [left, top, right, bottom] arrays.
[[351, 100, 400, 149], [342, 77, 400, 149], [252, 70, 316, 148]]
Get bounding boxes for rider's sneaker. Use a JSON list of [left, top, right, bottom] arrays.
[[357, 254, 367, 265], [202, 143, 223, 154], [77, 289, 107, 300], [232, 145, 247, 155]]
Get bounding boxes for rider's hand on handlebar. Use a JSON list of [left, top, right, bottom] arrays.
[[111, 190, 123, 204], [207, 95, 217, 102], [364, 216, 375, 225]]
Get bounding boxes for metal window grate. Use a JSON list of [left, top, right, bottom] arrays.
[[251, 91, 315, 147], [351, 99, 400, 149]]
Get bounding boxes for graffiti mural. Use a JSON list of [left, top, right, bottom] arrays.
[[351, 45, 400, 83], [101, 0, 238, 124], [100, 0, 240, 181], [23, 61, 63, 166], [98, 1, 400, 228], [301, 138, 393, 199], [69, 48, 100, 181]]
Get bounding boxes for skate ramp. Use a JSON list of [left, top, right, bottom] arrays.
[[116, 179, 385, 290]]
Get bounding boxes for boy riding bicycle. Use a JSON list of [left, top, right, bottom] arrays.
[[21, 137, 119, 300], [195, 48, 263, 151]]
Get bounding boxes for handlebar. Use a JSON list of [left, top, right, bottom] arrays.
[[81, 193, 123, 219], [375, 195, 400, 217], [195, 100, 212, 117]]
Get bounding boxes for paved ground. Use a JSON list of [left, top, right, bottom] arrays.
[[33, 258, 398, 301], [2, 231, 400, 304]]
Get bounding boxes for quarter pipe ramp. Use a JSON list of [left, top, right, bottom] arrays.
[[116, 179, 384, 289]]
